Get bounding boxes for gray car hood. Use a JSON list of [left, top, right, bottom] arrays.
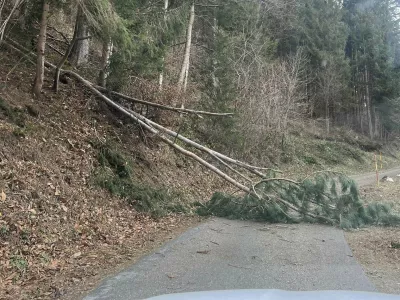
[[146, 289, 400, 300]]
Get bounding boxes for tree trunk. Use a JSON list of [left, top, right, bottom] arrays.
[[69, 5, 89, 67], [373, 107, 379, 138], [325, 98, 330, 134], [32, 0, 49, 98], [365, 66, 373, 139], [53, 37, 78, 92], [183, 58, 190, 94], [158, 0, 169, 91], [0, 0, 23, 41], [211, 11, 218, 96], [177, 2, 194, 94], [98, 39, 112, 87]]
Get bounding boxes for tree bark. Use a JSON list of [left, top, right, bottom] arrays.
[[98, 39, 113, 87], [53, 35, 91, 92], [53, 38, 76, 92], [183, 58, 189, 94], [365, 66, 374, 139], [32, 0, 49, 98], [158, 0, 169, 91], [211, 12, 218, 96], [177, 2, 194, 95], [69, 5, 89, 67]]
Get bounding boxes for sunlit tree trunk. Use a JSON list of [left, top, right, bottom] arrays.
[[211, 10, 218, 96], [183, 58, 190, 94], [32, 0, 49, 97], [69, 5, 89, 66], [177, 2, 194, 96], [158, 0, 169, 90], [98, 39, 113, 87]]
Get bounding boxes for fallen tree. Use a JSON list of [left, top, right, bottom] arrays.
[[4, 38, 400, 229], [95, 86, 234, 117]]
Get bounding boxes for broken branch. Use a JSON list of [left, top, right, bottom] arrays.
[[95, 85, 233, 117], [46, 42, 64, 56]]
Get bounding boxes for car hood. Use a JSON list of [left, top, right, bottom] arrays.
[[146, 289, 400, 300]]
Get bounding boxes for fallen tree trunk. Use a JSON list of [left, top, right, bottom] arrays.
[[5, 38, 56, 69], [63, 70, 251, 192], [125, 108, 277, 177], [4, 38, 278, 178], [4, 38, 277, 177], [5, 38, 354, 225], [95, 86, 234, 117], [62, 71, 336, 223]]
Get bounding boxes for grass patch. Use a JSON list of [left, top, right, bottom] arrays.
[[0, 225, 10, 239], [92, 141, 188, 217], [281, 133, 368, 172], [302, 155, 319, 165], [10, 255, 28, 274]]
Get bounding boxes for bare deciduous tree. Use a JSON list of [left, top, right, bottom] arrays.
[[98, 39, 112, 87], [177, 1, 194, 99], [32, 0, 49, 97], [236, 50, 307, 151], [158, 0, 169, 90]]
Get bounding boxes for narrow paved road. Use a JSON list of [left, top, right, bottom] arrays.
[[351, 166, 400, 187], [84, 167, 400, 300]]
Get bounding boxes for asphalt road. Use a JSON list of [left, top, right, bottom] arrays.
[[84, 167, 400, 300], [351, 166, 400, 187]]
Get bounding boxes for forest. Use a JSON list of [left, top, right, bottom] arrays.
[[2, 0, 400, 225], [2, 0, 400, 149], [2, 1, 400, 298]]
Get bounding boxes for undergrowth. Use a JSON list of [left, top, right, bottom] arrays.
[[91, 141, 188, 217], [0, 97, 26, 126], [196, 172, 400, 229]]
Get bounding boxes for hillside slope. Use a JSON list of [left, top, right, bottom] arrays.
[[0, 44, 399, 299], [0, 46, 227, 299]]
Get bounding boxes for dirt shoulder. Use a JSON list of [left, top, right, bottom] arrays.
[[61, 216, 204, 300], [345, 180, 400, 294]]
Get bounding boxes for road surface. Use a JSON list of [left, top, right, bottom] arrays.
[[351, 166, 400, 187], [84, 167, 400, 300]]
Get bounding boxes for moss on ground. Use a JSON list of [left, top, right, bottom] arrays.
[[91, 141, 189, 217]]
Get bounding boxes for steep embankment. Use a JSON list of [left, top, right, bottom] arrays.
[[0, 44, 399, 299], [0, 46, 227, 299]]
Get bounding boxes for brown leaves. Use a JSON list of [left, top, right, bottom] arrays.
[[47, 260, 60, 270], [1, 190, 6, 201]]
